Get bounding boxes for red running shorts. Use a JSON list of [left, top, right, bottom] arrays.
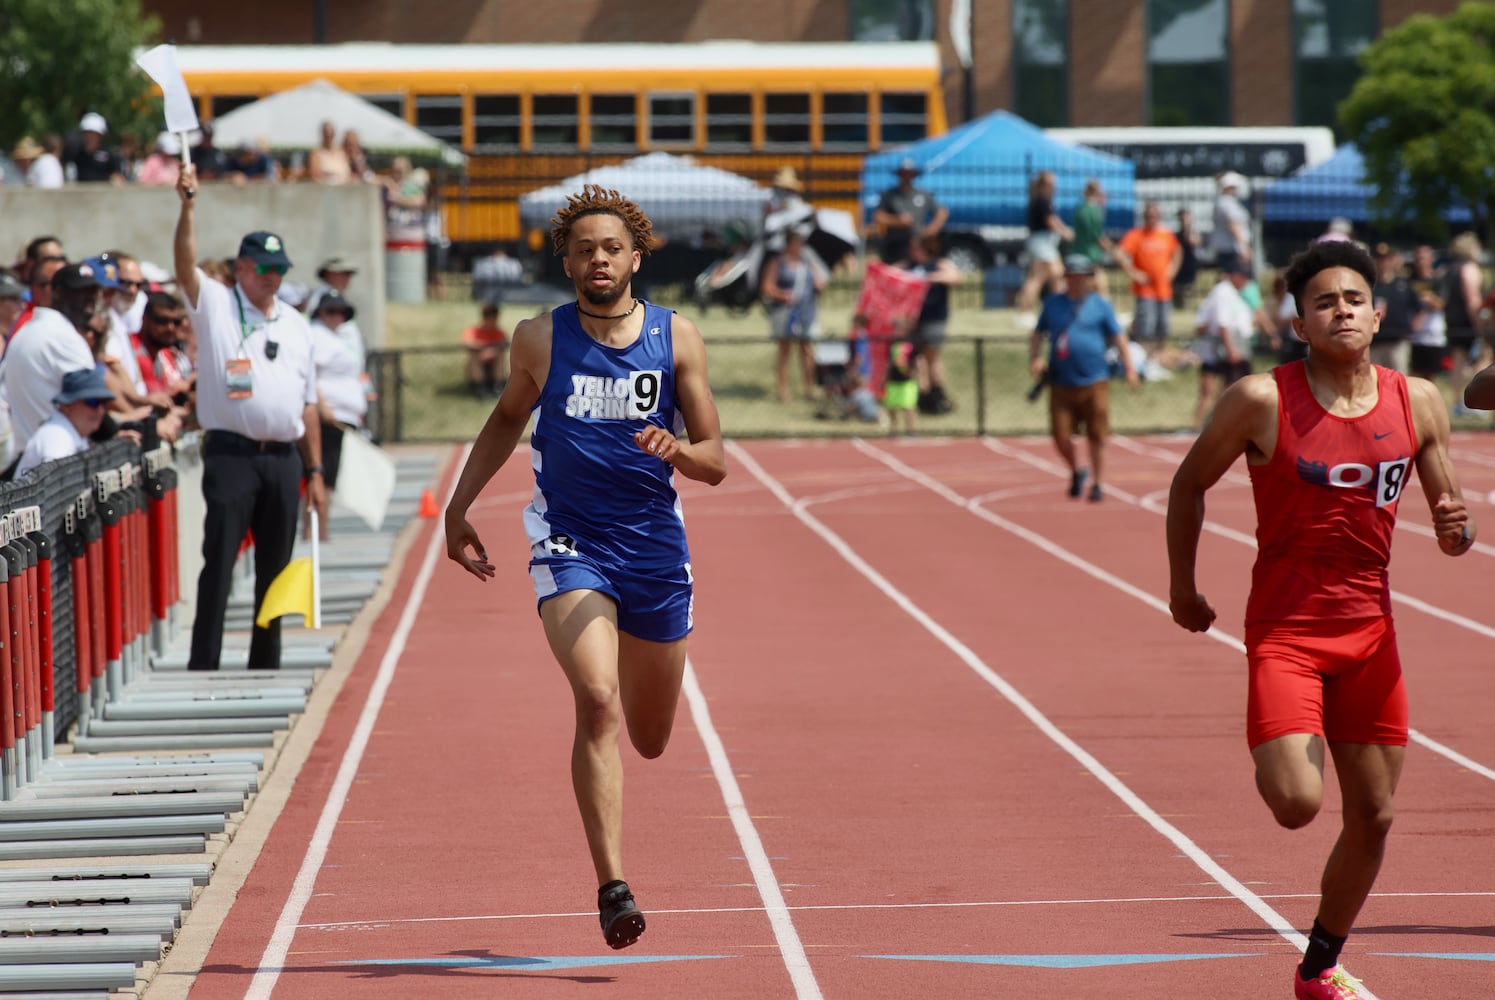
[[1244, 615, 1408, 749]]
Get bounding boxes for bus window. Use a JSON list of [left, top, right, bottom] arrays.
[[648, 92, 695, 147], [705, 94, 753, 148], [207, 95, 259, 119], [822, 93, 870, 149], [532, 95, 579, 148], [880, 92, 927, 145], [473, 95, 521, 149], [415, 94, 463, 145], [764, 93, 811, 148], [589, 94, 637, 149], [359, 94, 405, 122]]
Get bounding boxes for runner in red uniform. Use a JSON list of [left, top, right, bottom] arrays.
[[1166, 240, 1474, 1000]]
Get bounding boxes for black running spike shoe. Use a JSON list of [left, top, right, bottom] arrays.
[[598, 879, 646, 950]]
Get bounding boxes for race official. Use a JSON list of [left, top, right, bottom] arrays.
[[174, 162, 325, 671]]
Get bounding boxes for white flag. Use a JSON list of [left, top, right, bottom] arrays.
[[135, 44, 200, 135], [949, 0, 973, 70], [332, 433, 397, 531]]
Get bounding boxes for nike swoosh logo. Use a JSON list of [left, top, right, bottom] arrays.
[[1373, 431, 1392, 440]]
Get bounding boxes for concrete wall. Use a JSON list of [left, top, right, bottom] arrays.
[[0, 183, 390, 350]]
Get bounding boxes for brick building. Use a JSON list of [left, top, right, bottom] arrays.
[[144, 0, 1461, 131]]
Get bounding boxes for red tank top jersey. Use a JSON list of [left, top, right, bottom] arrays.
[[1245, 361, 1417, 624]]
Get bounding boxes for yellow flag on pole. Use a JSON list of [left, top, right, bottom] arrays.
[[255, 556, 317, 629]]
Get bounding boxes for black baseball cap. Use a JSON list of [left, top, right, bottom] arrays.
[[51, 262, 102, 292], [237, 230, 293, 269], [314, 290, 356, 320]]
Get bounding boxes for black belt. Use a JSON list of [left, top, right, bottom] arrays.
[[205, 430, 297, 456]]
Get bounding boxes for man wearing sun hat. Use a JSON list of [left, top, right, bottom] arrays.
[[873, 156, 948, 263], [12, 136, 64, 189], [173, 161, 324, 671], [13, 368, 114, 478]]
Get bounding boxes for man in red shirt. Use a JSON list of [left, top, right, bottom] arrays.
[[1166, 240, 1474, 1000]]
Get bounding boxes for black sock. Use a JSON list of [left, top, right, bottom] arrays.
[[1299, 919, 1347, 980], [598, 879, 627, 900]]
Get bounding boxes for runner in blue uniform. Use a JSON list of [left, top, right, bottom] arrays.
[[444, 185, 726, 950]]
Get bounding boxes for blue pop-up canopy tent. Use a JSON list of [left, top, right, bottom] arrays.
[[1263, 143, 1473, 224], [861, 111, 1136, 230]]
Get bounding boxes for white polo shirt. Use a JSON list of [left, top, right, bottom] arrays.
[[16, 409, 87, 478], [310, 320, 368, 427], [185, 270, 317, 442], [1, 307, 97, 454]]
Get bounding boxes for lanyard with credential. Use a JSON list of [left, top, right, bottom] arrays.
[[226, 288, 258, 400]]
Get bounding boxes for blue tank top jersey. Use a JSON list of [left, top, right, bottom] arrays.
[[523, 301, 689, 571]]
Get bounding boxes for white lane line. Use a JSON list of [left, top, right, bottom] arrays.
[[299, 889, 1495, 930], [243, 445, 471, 1000], [836, 438, 1390, 998], [984, 436, 1495, 779], [725, 442, 1326, 961], [681, 660, 823, 999]]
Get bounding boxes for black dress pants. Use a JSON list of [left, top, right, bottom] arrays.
[[188, 439, 303, 670]]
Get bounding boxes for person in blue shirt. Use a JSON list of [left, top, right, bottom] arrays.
[[1030, 254, 1139, 502], [443, 184, 726, 952]]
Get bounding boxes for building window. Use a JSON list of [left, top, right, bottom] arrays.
[[822, 93, 870, 148], [850, 0, 934, 41], [648, 93, 695, 146], [705, 94, 753, 148], [1293, 0, 1376, 132], [473, 95, 521, 149], [1012, 0, 1068, 127], [414, 94, 463, 145], [590, 95, 636, 149], [532, 95, 578, 148], [1148, 0, 1229, 126], [764, 93, 811, 148]]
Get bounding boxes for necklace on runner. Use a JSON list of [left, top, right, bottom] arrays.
[[576, 298, 639, 320]]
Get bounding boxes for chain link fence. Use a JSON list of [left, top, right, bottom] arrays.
[[365, 332, 1205, 443]]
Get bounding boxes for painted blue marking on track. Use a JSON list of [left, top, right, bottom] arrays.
[[865, 953, 1260, 969], [336, 954, 730, 972], [1373, 953, 1495, 962]]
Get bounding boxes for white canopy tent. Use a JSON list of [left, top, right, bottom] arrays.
[[208, 80, 464, 166], [519, 152, 770, 238]]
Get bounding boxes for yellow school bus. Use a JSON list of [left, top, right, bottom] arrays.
[[172, 41, 948, 247]]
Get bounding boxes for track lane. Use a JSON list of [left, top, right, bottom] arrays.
[[845, 435, 1495, 996], [692, 441, 1319, 999], [187, 451, 817, 1000]]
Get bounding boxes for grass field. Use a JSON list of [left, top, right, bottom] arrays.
[[379, 276, 1492, 442], [380, 277, 1205, 441]]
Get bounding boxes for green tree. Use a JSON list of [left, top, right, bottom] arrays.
[[0, 0, 161, 152], [1339, 2, 1495, 242]]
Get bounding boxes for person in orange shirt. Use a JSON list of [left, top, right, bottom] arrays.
[[461, 300, 509, 398], [1112, 201, 1182, 358]]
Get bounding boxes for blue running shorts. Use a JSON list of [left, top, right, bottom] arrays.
[[529, 537, 694, 643]]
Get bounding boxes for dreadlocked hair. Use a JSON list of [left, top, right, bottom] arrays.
[[550, 184, 656, 256]]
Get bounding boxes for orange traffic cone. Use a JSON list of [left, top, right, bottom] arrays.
[[418, 489, 439, 518]]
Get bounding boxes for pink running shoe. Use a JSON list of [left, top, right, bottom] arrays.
[[1294, 965, 1364, 999]]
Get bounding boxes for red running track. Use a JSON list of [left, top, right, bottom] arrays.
[[178, 435, 1495, 1000]]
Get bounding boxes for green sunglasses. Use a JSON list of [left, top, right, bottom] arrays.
[[255, 263, 289, 276]]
